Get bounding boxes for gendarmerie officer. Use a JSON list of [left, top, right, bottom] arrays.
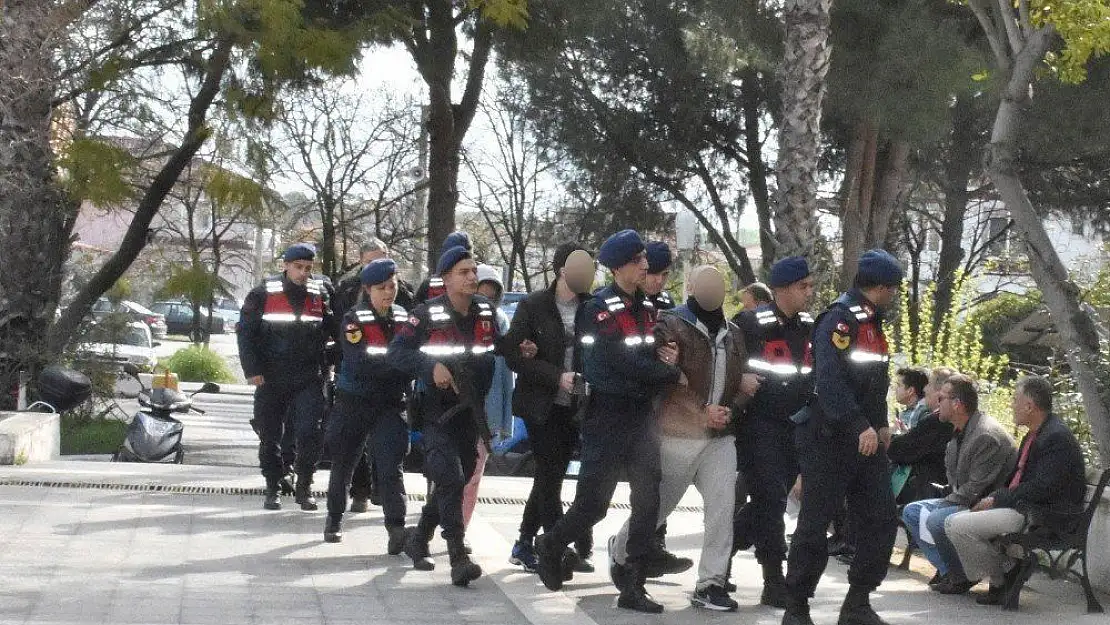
[[782, 250, 904, 625], [238, 243, 336, 511], [643, 240, 676, 311], [322, 259, 411, 553], [732, 256, 815, 609], [387, 245, 499, 587], [534, 229, 683, 614], [414, 231, 471, 306]]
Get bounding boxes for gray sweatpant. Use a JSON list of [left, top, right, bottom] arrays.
[[613, 434, 737, 590]]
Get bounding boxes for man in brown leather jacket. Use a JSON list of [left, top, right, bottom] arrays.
[[609, 266, 752, 612]]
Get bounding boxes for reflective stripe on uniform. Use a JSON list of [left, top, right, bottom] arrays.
[[365, 347, 388, 355], [580, 335, 596, 345], [748, 359, 810, 376], [849, 351, 889, 364], [420, 345, 467, 356]]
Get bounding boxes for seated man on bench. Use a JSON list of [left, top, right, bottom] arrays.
[[945, 375, 1088, 606]]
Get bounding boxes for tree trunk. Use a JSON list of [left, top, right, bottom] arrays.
[[772, 0, 834, 261], [740, 68, 775, 274], [985, 27, 1110, 466], [933, 94, 979, 335], [48, 40, 233, 353], [319, 198, 338, 279], [0, 2, 77, 398]]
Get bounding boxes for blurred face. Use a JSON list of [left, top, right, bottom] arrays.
[[777, 277, 815, 313], [692, 267, 726, 311], [612, 251, 649, 290], [561, 250, 595, 295], [478, 281, 502, 303], [361, 249, 387, 264], [443, 258, 478, 298], [365, 276, 398, 312], [284, 260, 313, 285], [1012, 390, 1036, 427], [871, 284, 900, 309], [894, 376, 917, 407], [642, 268, 671, 296]]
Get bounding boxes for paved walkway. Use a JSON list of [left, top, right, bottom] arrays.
[[0, 461, 1105, 625]]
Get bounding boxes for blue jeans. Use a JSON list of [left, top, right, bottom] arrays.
[[902, 498, 966, 576]]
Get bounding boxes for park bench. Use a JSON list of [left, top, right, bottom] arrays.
[[995, 467, 1110, 613]]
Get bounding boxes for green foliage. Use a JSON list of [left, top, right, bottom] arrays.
[[894, 274, 1009, 384], [1085, 255, 1110, 308], [56, 138, 138, 205], [160, 264, 234, 307], [105, 278, 133, 305], [61, 413, 128, 455], [1033, 0, 1110, 83], [204, 165, 266, 218], [163, 346, 237, 383], [469, 0, 530, 28], [968, 290, 1048, 365]]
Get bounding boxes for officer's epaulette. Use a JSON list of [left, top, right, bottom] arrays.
[[657, 291, 673, 306], [264, 278, 283, 293], [306, 278, 324, 295], [755, 308, 779, 326], [799, 311, 815, 325], [846, 303, 870, 322], [354, 309, 378, 323], [601, 295, 627, 313], [427, 303, 451, 324], [475, 300, 494, 318]]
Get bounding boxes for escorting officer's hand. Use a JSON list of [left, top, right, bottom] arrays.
[[858, 427, 879, 456], [657, 341, 679, 366], [705, 404, 731, 430], [559, 371, 576, 392], [741, 373, 764, 396], [433, 362, 454, 390], [879, 426, 892, 451], [520, 339, 538, 359], [248, 375, 265, 386]]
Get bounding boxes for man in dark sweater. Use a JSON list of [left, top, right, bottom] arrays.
[[945, 375, 1087, 606]]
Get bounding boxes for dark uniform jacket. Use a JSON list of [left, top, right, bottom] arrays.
[[735, 303, 815, 422], [810, 289, 891, 435], [578, 284, 680, 402], [237, 273, 336, 384], [386, 295, 499, 432], [887, 410, 955, 496], [335, 269, 415, 316], [500, 283, 589, 426], [335, 302, 411, 412]]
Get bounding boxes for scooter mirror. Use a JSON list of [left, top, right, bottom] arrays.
[[197, 382, 221, 394]]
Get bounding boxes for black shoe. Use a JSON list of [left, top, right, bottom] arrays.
[[762, 579, 791, 609], [838, 603, 891, 625], [783, 605, 816, 625], [976, 586, 1005, 606], [464, 538, 473, 555], [324, 514, 343, 543], [934, 575, 977, 595], [725, 580, 738, 593], [607, 536, 629, 592], [837, 551, 856, 566], [386, 525, 405, 556], [448, 538, 482, 587], [534, 533, 565, 591], [643, 548, 694, 578], [349, 497, 369, 513], [617, 566, 664, 614], [928, 572, 944, 587], [403, 526, 435, 571], [294, 480, 318, 511], [571, 545, 595, 573], [691, 585, 738, 612], [263, 488, 281, 511], [279, 473, 296, 495]]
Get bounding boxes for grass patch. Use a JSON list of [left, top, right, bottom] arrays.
[[61, 414, 128, 455]]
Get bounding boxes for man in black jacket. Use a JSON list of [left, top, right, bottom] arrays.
[[945, 375, 1087, 606], [888, 367, 956, 505], [500, 242, 596, 572]]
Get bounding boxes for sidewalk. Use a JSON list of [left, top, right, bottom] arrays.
[[0, 461, 1105, 625]]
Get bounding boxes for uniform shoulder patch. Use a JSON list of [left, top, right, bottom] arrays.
[[836, 321, 850, 334], [596, 310, 611, 322], [345, 324, 363, 344], [831, 330, 851, 350]]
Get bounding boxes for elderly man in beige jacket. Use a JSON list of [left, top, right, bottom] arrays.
[[609, 266, 752, 612]]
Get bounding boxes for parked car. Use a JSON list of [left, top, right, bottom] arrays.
[[78, 321, 158, 372], [150, 301, 227, 340], [211, 297, 242, 329], [89, 298, 168, 339]]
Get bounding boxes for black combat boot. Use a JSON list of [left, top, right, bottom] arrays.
[[403, 522, 436, 571], [386, 524, 406, 556], [294, 476, 318, 511], [349, 497, 369, 513], [534, 533, 568, 591], [323, 513, 343, 543], [448, 536, 483, 587], [838, 586, 891, 625], [761, 560, 790, 609], [263, 478, 282, 511], [617, 563, 664, 613], [607, 536, 629, 592]]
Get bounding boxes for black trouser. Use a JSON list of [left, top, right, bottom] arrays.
[[785, 419, 898, 600], [349, 453, 375, 501], [325, 392, 408, 526], [255, 377, 325, 481], [416, 411, 479, 541], [520, 405, 582, 540], [735, 416, 799, 566], [545, 395, 659, 565]]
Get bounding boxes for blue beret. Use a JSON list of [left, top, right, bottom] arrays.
[[857, 249, 904, 286], [436, 245, 472, 276], [645, 241, 673, 274], [283, 243, 316, 262], [360, 258, 397, 286], [598, 229, 646, 270], [441, 231, 472, 252], [769, 256, 810, 288]]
